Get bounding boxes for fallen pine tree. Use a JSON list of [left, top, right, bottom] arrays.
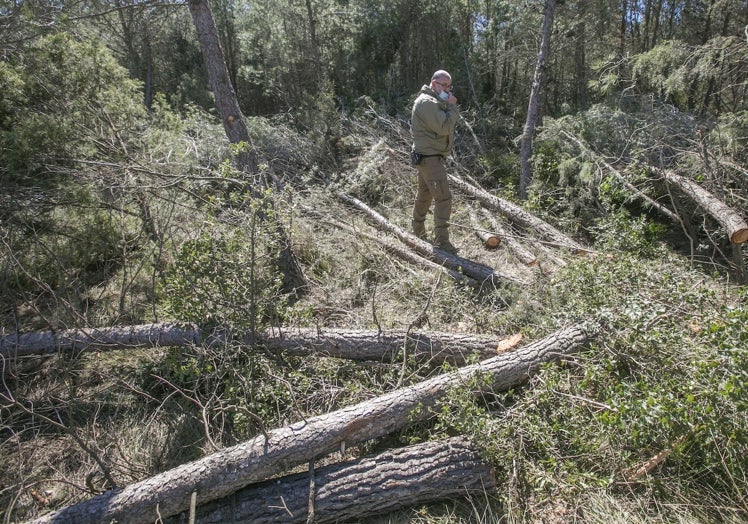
[[337, 192, 526, 286], [2, 323, 511, 365], [658, 168, 748, 244], [29, 322, 595, 524], [164, 436, 495, 524], [448, 174, 590, 254], [0, 323, 200, 359]]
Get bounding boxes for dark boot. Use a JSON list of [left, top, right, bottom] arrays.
[[433, 227, 457, 254]]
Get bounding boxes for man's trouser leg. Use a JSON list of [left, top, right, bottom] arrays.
[[417, 156, 452, 248], [412, 166, 432, 240]]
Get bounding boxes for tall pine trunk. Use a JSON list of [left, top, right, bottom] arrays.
[[519, 0, 556, 200], [188, 0, 258, 175], [187, 0, 304, 297]]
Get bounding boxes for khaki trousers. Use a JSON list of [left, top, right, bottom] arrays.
[[412, 156, 452, 245]]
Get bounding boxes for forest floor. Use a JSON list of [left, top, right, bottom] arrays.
[[2, 107, 747, 524]]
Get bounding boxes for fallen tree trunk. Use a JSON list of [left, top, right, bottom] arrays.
[[261, 327, 503, 364], [0, 323, 200, 359], [165, 437, 495, 524], [337, 192, 526, 286], [313, 211, 478, 286], [31, 323, 594, 524], [448, 175, 590, 253], [3, 323, 503, 365], [659, 169, 748, 244]]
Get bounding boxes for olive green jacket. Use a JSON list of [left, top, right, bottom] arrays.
[[410, 85, 459, 157]]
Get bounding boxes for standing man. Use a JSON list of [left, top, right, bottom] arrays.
[[410, 70, 459, 254]]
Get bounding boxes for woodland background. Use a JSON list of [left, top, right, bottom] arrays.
[[1, 0, 747, 522]]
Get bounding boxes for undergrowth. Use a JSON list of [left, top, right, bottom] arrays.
[[1, 98, 746, 523]]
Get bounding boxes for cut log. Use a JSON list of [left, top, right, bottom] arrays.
[[1, 324, 505, 365], [469, 209, 501, 248], [659, 169, 748, 244], [479, 208, 538, 266], [0, 323, 200, 359], [448, 175, 590, 253], [30, 323, 594, 524], [164, 437, 495, 524], [337, 192, 526, 286], [261, 327, 504, 364], [475, 228, 501, 248]]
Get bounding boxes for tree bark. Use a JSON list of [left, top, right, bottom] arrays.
[[1, 324, 504, 365], [261, 327, 505, 364], [0, 323, 200, 359], [337, 192, 527, 286], [188, 0, 258, 175], [449, 175, 589, 253], [519, 0, 556, 200], [30, 323, 594, 524], [164, 437, 495, 524], [659, 169, 748, 244]]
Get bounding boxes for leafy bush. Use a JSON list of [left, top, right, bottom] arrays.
[[160, 218, 286, 333], [0, 32, 145, 182], [434, 254, 747, 521]]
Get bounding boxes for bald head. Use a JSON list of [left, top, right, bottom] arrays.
[[431, 70, 452, 83]]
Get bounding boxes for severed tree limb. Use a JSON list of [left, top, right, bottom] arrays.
[[658, 168, 748, 244], [479, 208, 538, 266], [448, 175, 590, 253], [164, 437, 495, 524], [30, 323, 595, 524], [336, 192, 526, 286], [1, 324, 509, 364]]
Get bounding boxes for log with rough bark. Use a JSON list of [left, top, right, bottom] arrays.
[[164, 437, 495, 524], [1, 324, 505, 364], [659, 169, 748, 244], [448, 175, 590, 253], [337, 192, 526, 286], [261, 327, 504, 364], [30, 323, 594, 524], [0, 323, 200, 359]]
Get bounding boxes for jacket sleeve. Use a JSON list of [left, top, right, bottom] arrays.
[[420, 99, 459, 136]]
